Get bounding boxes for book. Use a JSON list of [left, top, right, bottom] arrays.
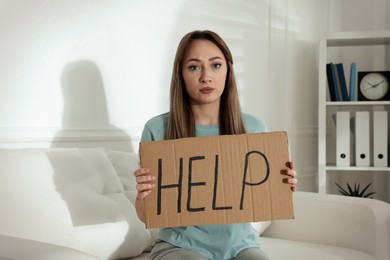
[[349, 62, 356, 101], [326, 63, 338, 101], [336, 63, 349, 101], [330, 63, 340, 101], [333, 64, 343, 101]]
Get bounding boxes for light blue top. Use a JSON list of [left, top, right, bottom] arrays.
[[141, 112, 267, 260]]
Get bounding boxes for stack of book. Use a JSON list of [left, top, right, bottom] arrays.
[[326, 62, 356, 101]]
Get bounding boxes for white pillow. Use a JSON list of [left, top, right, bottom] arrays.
[[44, 148, 124, 226], [72, 193, 151, 259], [0, 148, 151, 259], [45, 148, 151, 258], [251, 221, 272, 236], [106, 150, 159, 249], [105, 150, 139, 204]]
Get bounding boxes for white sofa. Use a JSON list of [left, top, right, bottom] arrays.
[[0, 148, 389, 260]]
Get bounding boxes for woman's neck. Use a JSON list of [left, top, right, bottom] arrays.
[[191, 103, 220, 125]]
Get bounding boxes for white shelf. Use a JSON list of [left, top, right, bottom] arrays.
[[326, 101, 390, 106], [326, 166, 390, 172], [317, 30, 390, 195], [323, 30, 390, 46]]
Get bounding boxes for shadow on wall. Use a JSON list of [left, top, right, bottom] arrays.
[[51, 60, 133, 153], [49, 61, 140, 257]]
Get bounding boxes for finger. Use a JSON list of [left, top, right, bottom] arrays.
[[136, 175, 156, 184], [287, 177, 298, 185], [286, 169, 297, 178], [291, 186, 297, 192], [136, 183, 156, 192], [283, 177, 297, 184], [134, 168, 150, 177], [288, 161, 295, 170]]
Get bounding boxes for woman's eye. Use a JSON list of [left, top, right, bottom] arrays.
[[212, 63, 222, 69], [188, 65, 200, 71]]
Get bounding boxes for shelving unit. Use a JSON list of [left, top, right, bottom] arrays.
[[318, 30, 390, 196]]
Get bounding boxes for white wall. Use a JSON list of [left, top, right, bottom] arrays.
[[0, 0, 388, 192]]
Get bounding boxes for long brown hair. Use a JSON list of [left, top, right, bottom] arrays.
[[166, 30, 246, 140]]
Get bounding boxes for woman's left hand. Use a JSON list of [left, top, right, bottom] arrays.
[[285, 162, 297, 192]]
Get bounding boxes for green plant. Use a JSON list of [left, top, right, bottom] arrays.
[[335, 182, 376, 198]]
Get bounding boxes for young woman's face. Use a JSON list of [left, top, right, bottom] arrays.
[[182, 39, 228, 106]]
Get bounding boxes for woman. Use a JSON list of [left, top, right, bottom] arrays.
[[134, 30, 297, 260]]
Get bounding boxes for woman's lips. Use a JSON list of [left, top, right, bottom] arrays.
[[200, 87, 214, 94]]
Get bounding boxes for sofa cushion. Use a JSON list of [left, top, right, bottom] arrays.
[[106, 150, 159, 250], [0, 148, 151, 259], [106, 150, 139, 204], [45, 148, 124, 226], [71, 192, 151, 259], [261, 237, 375, 260]]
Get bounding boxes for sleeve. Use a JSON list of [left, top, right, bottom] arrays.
[[139, 113, 168, 142], [243, 113, 268, 133], [140, 125, 154, 142], [251, 119, 268, 133]]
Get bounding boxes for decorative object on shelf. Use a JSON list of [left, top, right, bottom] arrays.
[[358, 71, 390, 101], [335, 182, 376, 198]]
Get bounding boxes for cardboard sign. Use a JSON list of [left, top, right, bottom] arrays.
[[139, 131, 294, 228]]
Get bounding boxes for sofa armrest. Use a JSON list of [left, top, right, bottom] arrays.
[[262, 192, 390, 259]]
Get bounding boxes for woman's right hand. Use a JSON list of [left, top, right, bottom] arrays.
[[134, 168, 156, 200]]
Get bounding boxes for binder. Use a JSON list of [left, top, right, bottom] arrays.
[[349, 62, 356, 101], [355, 111, 370, 167], [336, 111, 350, 166], [333, 64, 343, 101], [326, 63, 338, 101], [373, 111, 388, 167], [336, 63, 349, 101], [330, 63, 340, 101]]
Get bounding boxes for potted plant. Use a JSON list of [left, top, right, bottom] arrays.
[[335, 182, 376, 198]]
